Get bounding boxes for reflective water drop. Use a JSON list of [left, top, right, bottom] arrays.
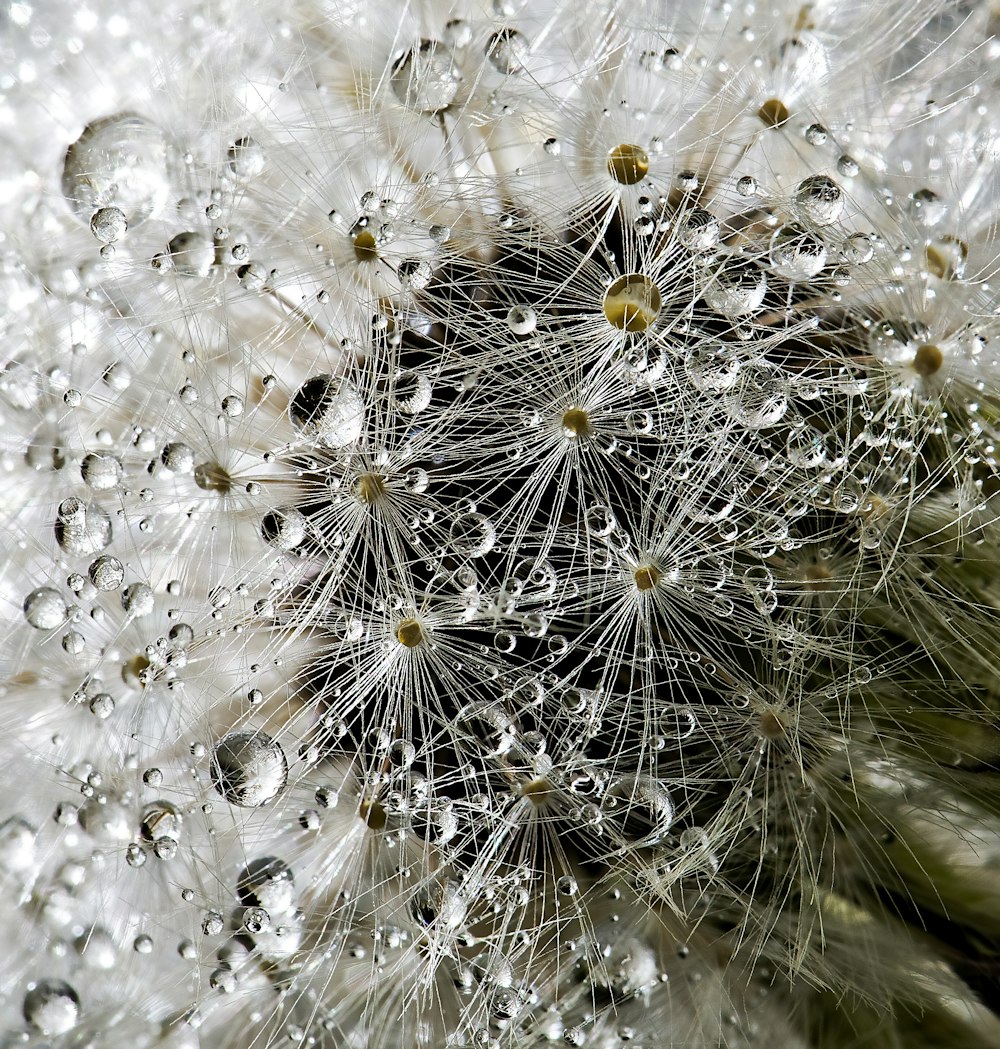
[[237, 856, 295, 915], [0, 816, 35, 873], [603, 273, 661, 331], [289, 374, 364, 448], [679, 208, 720, 252], [842, 232, 874, 264], [769, 225, 827, 280], [391, 40, 462, 113], [602, 775, 674, 844], [703, 259, 766, 316], [607, 144, 649, 186], [506, 304, 537, 335], [685, 346, 740, 392], [140, 800, 183, 843], [121, 582, 155, 617], [55, 497, 112, 556], [584, 504, 616, 537], [63, 113, 171, 227], [90, 206, 127, 244], [260, 507, 306, 551], [23, 980, 80, 1036], [23, 587, 67, 629], [486, 27, 529, 74], [227, 136, 265, 179], [392, 369, 432, 413], [167, 231, 215, 277], [211, 731, 288, 807], [795, 174, 843, 226], [449, 512, 496, 557], [89, 554, 124, 591], [81, 452, 123, 490], [736, 175, 758, 197], [726, 364, 788, 427]]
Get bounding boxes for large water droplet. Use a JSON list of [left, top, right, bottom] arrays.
[[289, 374, 364, 448], [62, 113, 171, 228], [391, 40, 462, 113], [211, 731, 288, 807]]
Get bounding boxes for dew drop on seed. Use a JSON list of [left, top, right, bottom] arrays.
[[398, 257, 433, 290], [843, 232, 874, 264], [237, 856, 295, 914], [88, 555, 125, 591], [736, 175, 758, 197], [584, 504, 616, 537], [0, 816, 36, 873], [211, 731, 288, 807], [140, 800, 183, 843], [227, 136, 265, 179], [167, 231, 215, 277], [63, 113, 170, 227], [23, 980, 80, 1036], [391, 40, 462, 113], [161, 442, 195, 474], [804, 123, 827, 146], [289, 374, 364, 448], [506, 304, 536, 335], [449, 512, 496, 557], [81, 452, 123, 490], [603, 273, 661, 331], [55, 497, 113, 556], [703, 259, 766, 317], [679, 208, 720, 251], [794, 174, 843, 226], [769, 225, 827, 280], [90, 206, 127, 244], [23, 587, 67, 629], [260, 507, 306, 551], [121, 582, 155, 617], [392, 369, 433, 413], [486, 27, 529, 74]]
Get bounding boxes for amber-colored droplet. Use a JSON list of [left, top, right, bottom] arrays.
[[603, 274, 662, 332], [355, 472, 387, 504], [607, 143, 650, 185], [912, 343, 944, 377], [634, 565, 661, 591], [561, 407, 592, 438], [396, 618, 424, 648], [757, 98, 790, 128]]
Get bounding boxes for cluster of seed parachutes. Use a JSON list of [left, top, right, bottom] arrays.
[[3, 1, 1000, 1048]]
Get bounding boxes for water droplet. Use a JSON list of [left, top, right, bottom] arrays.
[[88, 555, 124, 591], [584, 504, 616, 537], [63, 113, 171, 227], [0, 816, 36, 873], [794, 174, 843, 226], [121, 582, 155, 617], [679, 208, 720, 252], [506, 304, 537, 335], [23, 981, 80, 1035], [392, 369, 432, 414], [486, 27, 529, 74], [769, 225, 827, 280], [842, 232, 874, 264], [391, 40, 462, 113], [161, 442, 195, 474], [55, 497, 113, 556], [449, 512, 496, 557], [736, 175, 758, 197], [804, 123, 827, 146], [703, 259, 766, 316], [603, 273, 661, 331], [289, 374, 364, 448], [167, 231, 215, 277], [211, 731, 288, 807], [90, 206, 127, 244], [23, 587, 67, 629], [81, 452, 123, 490], [227, 136, 265, 179], [260, 507, 306, 551]]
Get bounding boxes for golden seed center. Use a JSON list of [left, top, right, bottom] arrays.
[[355, 472, 387, 504], [396, 617, 424, 648], [634, 564, 661, 591], [561, 407, 592, 438], [603, 273, 662, 332], [607, 143, 650, 185], [912, 343, 944, 377], [757, 98, 790, 128]]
